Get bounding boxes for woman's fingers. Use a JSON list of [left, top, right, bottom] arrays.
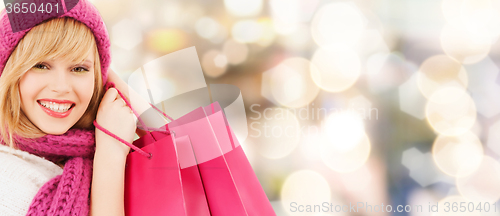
[[117, 98, 126, 107], [105, 88, 128, 107], [102, 88, 119, 105], [103, 87, 134, 117]]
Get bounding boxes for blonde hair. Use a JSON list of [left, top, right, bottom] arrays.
[[0, 17, 104, 148]]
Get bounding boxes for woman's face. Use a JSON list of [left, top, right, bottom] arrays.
[[19, 52, 95, 135]]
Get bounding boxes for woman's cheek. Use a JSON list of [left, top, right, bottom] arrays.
[[19, 72, 44, 108], [74, 73, 95, 105]]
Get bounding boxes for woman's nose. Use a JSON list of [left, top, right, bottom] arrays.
[[49, 69, 71, 94]]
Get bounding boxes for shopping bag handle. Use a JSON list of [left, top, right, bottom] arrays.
[[93, 82, 174, 159]]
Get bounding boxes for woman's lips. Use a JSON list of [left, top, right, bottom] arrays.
[[37, 100, 75, 118], [38, 98, 75, 104]]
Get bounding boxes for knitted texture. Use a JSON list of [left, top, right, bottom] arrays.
[[15, 128, 95, 216], [0, 0, 111, 83]]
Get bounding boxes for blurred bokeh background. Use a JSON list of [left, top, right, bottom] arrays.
[[6, 0, 500, 215]]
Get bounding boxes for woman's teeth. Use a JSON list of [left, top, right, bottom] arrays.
[[39, 101, 73, 113]]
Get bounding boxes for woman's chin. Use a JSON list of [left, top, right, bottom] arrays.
[[39, 126, 71, 135]]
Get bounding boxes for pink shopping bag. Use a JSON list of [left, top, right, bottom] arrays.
[[204, 102, 275, 216], [124, 131, 186, 216], [175, 135, 211, 216], [167, 102, 275, 216], [124, 131, 211, 216]]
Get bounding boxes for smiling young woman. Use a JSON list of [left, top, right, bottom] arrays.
[[0, 0, 154, 215]]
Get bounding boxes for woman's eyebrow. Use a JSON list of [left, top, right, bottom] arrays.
[[75, 60, 94, 66], [81, 59, 93, 64]]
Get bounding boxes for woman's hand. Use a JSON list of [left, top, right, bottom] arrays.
[[105, 69, 150, 137], [91, 74, 137, 216], [95, 87, 136, 157], [106, 68, 170, 132]]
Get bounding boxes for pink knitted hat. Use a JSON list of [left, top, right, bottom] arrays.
[[0, 0, 111, 83]]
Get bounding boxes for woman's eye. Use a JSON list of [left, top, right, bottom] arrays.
[[72, 67, 89, 73], [33, 63, 48, 70]]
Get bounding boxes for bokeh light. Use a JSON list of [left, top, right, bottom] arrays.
[[111, 45, 141, 73], [281, 170, 331, 216], [340, 165, 372, 192], [112, 18, 143, 50], [272, 18, 298, 36], [299, 132, 323, 161], [399, 73, 427, 120], [425, 87, 477, 136], [440, 24, 491, 64], [164, 2, 204, 28], [461, 0, 500, 40], [91, 0, 129, 23], [321, 111, 370, 173], [365, 52, 388, 75], [269, 0, 319, 35], [232, 19, 263, 43], [432, 131, 483, 177], [224, 0, 263, 17], [310, 44, 361, 93], [269, 0, 299, 35], [311, 2, 366, 47], [441, 0, 500, 60], [366, 53, 410, 94], [321, 134, 371, 173], [356, 30, 390, 58], [348, 95, 375, 120], [442, 0, 500, 45], [254, 108, 301, 159], [146, 29, 188, 53], [323, 111, 365, 153], [195, 17, 222, 40], [278, 25, 312, 51], [464, 57, 500, 118], [442, 0, 468, 27], [417, 55, 468, 102], [267, 57, 320, 108], [222, 39, 249, 65], [487, 119, 500, 155], [402, 147, 455, 187], [269, 0, 318, 24], [195, 17, 228, 44], [256, 18, 276, 46], [201, 49, 228, 78], [456, 156, 500, 202]]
